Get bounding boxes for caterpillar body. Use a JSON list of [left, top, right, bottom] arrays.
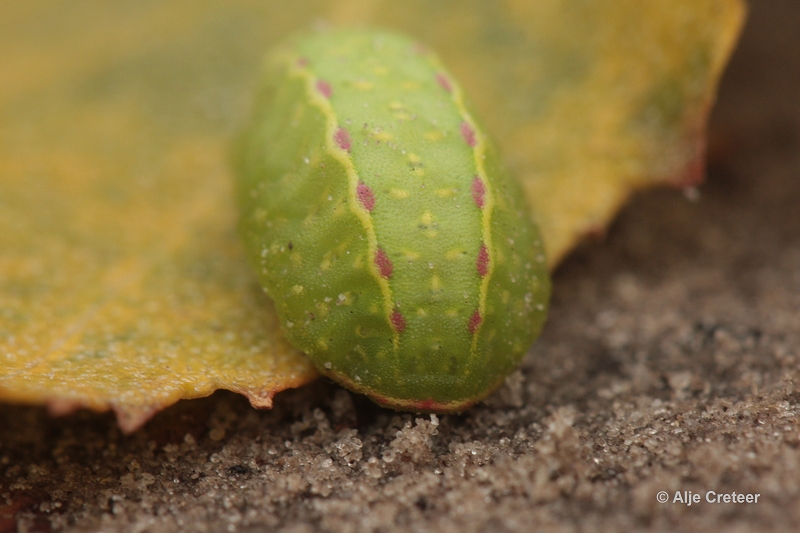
[[236, 29, 550, 412]]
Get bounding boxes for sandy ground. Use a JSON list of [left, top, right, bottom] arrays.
[[2, 1, 799, 532]]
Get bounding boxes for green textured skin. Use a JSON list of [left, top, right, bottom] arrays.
[[236, 29, 550, 412]]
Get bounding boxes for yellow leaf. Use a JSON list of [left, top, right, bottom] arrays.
[[0, 0, 744, 431], [0, 1, 324, 432]]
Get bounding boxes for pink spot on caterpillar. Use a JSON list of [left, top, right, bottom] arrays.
[[375, 248, 393, 279], [296, 57, 309, 67], [391, 310, 407, 333], [460, 122, 476, 147], [435, 73, 452, 93], [471, 176, 486, 208], [334, 127, 351, 151], [316, 79, 332, 98], [468, 310, 483, 334], [476, 243, 489, 277], [415, 399, 437, 410], [356, 181, 375, 211]]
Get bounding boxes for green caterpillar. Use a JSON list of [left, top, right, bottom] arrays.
[[236, 28, 550, 412]]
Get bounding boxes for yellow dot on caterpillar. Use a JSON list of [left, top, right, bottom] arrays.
[[402, 81, 420, 91], [420, 211, 434, 226], [408, 153, 421, 163], [390, 188, 409, 199], [446, 249, 466, 261], [445, 309, 459, 317], [424, 130, 444, 142], [331, 199, 346, 217], [351, 80, 374, 91], [370, 130, 394, 142], [389, 100, 404, 110], [291, 285, 304, 295], [290, 104, 305, 124], [317, 339, 328, 350], [416, 308, 428, 317], [402, 250, 421, 262], [436, 188, 457, 198], [430, 275, 442, 292]]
